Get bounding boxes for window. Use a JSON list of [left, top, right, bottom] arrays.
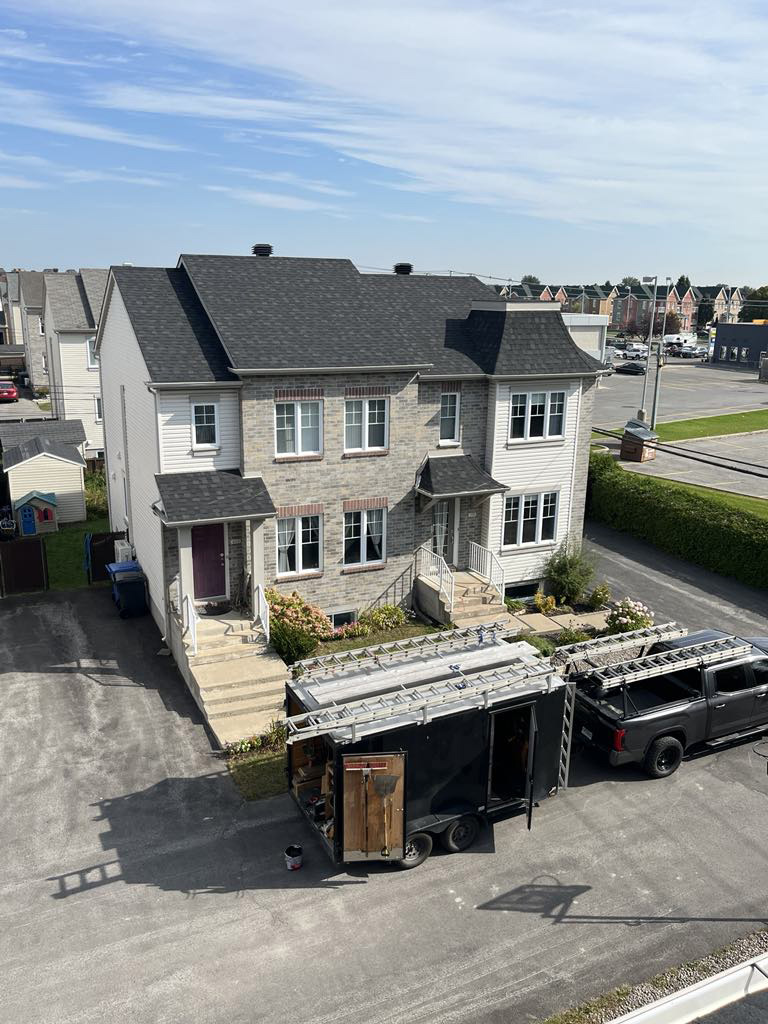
[[38, 317, 44, 336], [344, 507, 386, 565], [86, 336, 98, 369], [275, 401, 322, 456], [439, 392, 460, 443], [277, 514, 321, 575], [720, 346, 727, 360], [729, 347, 738, 361], [331, 610, 357, 628], [94, 396, 103, 422], [712, 663, 752, 694], [752, 660, 768, 685], [508, 391, 566, 442], [192, 403, 217, 447], [741, 347, 750, 362], [345, 398, 388, 451], [502, 491, 558, 546]]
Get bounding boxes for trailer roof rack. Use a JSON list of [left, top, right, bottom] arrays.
[[553, 622, 688, 670], [296, 621, 514, 680], [286, 656, 558, 743], [583, 636, 753, 690]]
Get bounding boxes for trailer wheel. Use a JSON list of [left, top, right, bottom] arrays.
[[440, 816, 480, 853], [644, 736, 684, 778], [398, 832, 433, 869]]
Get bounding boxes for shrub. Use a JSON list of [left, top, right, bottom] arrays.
[[588, 450, 768, 589], [588, 582, 612, 610], [515, 633, 555, 657], [534, 591, 557, 615], [265, 588, 334, 640], [270, 618, 318, 664], [335, 620, 371, 639], [224, 719, 286, 757], [359, 604, 407, 632], [543, 539, 595, 606], [505, 597, 526, 613], [554, 626, 590, 647], [84, 470, 108, 518], [605, 598, 654, 634]]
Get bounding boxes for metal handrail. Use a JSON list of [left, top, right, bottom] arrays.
[[254, 583, 270, 644], [183, 594, 199, 657], [414, 544, 454, 611], [468, 541, 505, 602]]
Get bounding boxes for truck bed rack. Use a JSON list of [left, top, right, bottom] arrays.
[[584, 636, 752, 690], [554, 623, 688, 670], [286, 657, 558, 744]]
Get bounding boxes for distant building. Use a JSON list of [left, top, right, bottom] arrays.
[[710, 323, 768, 371]]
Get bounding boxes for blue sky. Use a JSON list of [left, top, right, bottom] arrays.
[[1, 1, 767, 284]]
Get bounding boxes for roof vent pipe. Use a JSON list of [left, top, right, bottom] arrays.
[[252, 243, 273, 257], [393, 262, 413, 275]]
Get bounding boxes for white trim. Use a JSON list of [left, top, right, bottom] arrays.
[[6, 451, 85, 470], [274, 398, 323, 458], [507, 387, 567, 443], [344, 397, 389, 453], [86, 335, 98, 370], [343, 506, 387, 567], [190, 398, 219, 450], [276, 512, 323, 577], [501, 490, 559, 549]]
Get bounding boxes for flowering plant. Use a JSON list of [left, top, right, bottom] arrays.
[[605, 598, 653, 634], [265, 588, 335, 640]]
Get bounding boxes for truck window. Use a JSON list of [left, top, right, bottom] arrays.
[[711, 664, 752, 694], [752, 660, 768, 685]]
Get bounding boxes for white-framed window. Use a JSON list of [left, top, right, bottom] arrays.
[[439, 392, 460, 443], [344, 507, 386, 565], [38, 316, 44, 336], [94, 395, 103, 422], [344, 398, 388, 451], [277, 514, 322, 576], [729, 347, 738, 362], [720, 346, 727, 360], [741, 347, 750, 361], [86, 336, 98, 369], [502, 491, 558, 547], [274, 400, 322, 456], [192, 402, 218, 448], [508, 390, 566, 442]]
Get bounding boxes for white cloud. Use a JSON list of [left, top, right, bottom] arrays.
[[382, 212, 434, 223], [0, 31, 90, 65], [224, 167, 354, 197], [203, 184, 339, 212], [0, 172, 45, 188]]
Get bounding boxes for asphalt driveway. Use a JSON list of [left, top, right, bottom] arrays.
[[4, 570, 768, 1024]]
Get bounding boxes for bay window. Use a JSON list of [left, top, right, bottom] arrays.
[[344, 507, 386, 565], [502, 491, 558, 547], [508, 390, 566, 442], [275, 400, 322, 456], [277, 514, 321, 575], [345, 398, 388, 451]]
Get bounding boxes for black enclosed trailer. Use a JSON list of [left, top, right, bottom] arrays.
[[284, 625, 573, 869]]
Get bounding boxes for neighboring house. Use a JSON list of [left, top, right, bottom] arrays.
[[5, 272, 23, 346], [1, 425, 87, 523], [710, 323, 768, 371], [97, 252, 605, 743], [43, 269, 108, 464], [18, 271, 47, 390]]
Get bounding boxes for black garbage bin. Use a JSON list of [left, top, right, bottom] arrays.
[[620, 418, 658, 463], [106, 561, 149, 618]]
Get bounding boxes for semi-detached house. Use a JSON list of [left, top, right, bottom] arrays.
[[97, 251, 604, 743]]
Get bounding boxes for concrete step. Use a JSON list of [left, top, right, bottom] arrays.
[[198, 674, 286, 701], [196, 629, 262, 650], [211, 708, 287, 745], [453, 593, 502, 610], [452, 608, 515, 629], [193, 653, 287, 690], [188, 643, 266, 667], [204, 681, 286, 709], [204, 688, 287, 718], [196, 615, 256, 637]]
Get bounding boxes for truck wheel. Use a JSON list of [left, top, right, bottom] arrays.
[[440, 816, 480, 853], [398, 832, 433, 869], [644, 737, 684, 778]]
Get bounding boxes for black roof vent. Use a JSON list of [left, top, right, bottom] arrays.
[[251, 243, 273, 257], [393, 262, 413, 275]]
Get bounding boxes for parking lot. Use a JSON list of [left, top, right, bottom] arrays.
[[0, 385, 51, 421], [4, 541, 768, 1024], [594, 362, 768, 428]]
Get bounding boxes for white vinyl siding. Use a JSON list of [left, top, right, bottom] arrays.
[[158, 390, 240, 472], [7, 457, 86, 523], [58, 333, 105, 454]]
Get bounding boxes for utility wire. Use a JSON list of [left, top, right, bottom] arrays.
[[592, 428, 768, 480]]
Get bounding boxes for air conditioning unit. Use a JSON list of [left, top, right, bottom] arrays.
[[114, 539, 133, 563]]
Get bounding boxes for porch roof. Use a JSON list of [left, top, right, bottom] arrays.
[[154, 470, 276, 526], [415, 455, 508, 499]]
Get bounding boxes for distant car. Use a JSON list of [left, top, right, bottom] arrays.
[[615, 361, 646, 375], [0, 381, 18, 402]]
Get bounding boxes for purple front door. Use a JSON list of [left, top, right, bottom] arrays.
[[192, 523, 226, 599]]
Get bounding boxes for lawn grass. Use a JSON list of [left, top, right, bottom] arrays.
[[44, 515, 109, 590], [227, 749, 286, 801], [314, 621, 442, 656], [594, 408, 768, 443]]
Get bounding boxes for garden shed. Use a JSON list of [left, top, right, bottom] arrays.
[[13, 491, 58, 535], [2, 434, 86, 523]]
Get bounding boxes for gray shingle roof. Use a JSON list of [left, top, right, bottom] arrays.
[[416, 455, 507, 498], [80, 269, 109, 324], [19, 271, 44, 309], [155, 470, 275, 525], [112, 267, 235, 383], [45, 269, 108, 332], [0, 419, 86, 448], [3, 436, 85, 470]]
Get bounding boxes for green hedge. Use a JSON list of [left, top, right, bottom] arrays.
[[588, 451, 768, 589]]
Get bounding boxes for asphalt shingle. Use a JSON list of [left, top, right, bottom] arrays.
[[155, 470, 275, 525], [18, 271, 44, 309], [416, 455, 507, 497], [3, 436, 85, 470], [0, 419, 87, 448]]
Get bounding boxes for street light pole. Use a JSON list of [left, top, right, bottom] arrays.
[[639, 275, 658, 419], [651, 276, 672, 428]]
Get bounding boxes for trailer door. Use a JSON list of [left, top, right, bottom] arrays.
[[526, 705, 539, 831], [342, 754, 406, 862]]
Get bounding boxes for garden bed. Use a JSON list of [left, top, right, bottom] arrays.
[[314, 622, 441, 656]]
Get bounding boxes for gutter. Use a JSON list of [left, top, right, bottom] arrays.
[[152, 505, 276, 528], [146, 380, 243, 391], [230, 363, 433, 376], [415, 486, 508, 499]]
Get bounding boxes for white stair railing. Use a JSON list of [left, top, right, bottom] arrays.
[[468, 541, 505, 603], [254, 583, 270, 644], [414, 544, 454, 612], [182, 594, 199, 657]]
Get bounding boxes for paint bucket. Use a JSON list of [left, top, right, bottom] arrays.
[[284, 844, 303, 871]]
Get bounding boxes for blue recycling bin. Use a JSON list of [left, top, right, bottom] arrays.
[[105, 561, 149, 618]]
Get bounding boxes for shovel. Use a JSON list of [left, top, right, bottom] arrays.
[[373, 773, 399, 858]]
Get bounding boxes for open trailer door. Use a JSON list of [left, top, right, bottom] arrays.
[[526, 704, 539, 831], [342, 753, 406, 862]]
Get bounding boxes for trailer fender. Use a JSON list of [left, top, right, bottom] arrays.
[[407, 809, 482, 837]]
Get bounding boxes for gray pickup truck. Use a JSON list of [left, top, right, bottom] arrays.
[[574, 630, 768, 777]]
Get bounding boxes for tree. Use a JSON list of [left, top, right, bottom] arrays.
[[620, 275, 640, 287], [675, 274, 691, 293], [625, 319, 640, 338], [521, 274, 541, 286], [636, 309, 679, 337], [603, 279, 613, 289], [664, 311, 682, 335], [739, 285, 768, 321]]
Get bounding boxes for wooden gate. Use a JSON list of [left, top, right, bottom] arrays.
[[0, 537, 48, 596], [85, 532, 125, 584], [342, 753, 406, 862]]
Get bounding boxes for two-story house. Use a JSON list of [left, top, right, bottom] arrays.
[[18, 271, 46, 390], [43, 270, 108, 465], [97, 251, 604, 743]]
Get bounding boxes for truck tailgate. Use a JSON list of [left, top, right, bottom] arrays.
[[575, 692, 619, 751]]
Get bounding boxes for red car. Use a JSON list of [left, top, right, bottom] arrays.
[[0, 381, 19, 402]]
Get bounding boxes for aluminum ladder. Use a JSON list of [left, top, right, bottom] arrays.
[[557, 682, 577, 790], [586, 636, 752, 690], [553, 622, 688, 671]]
